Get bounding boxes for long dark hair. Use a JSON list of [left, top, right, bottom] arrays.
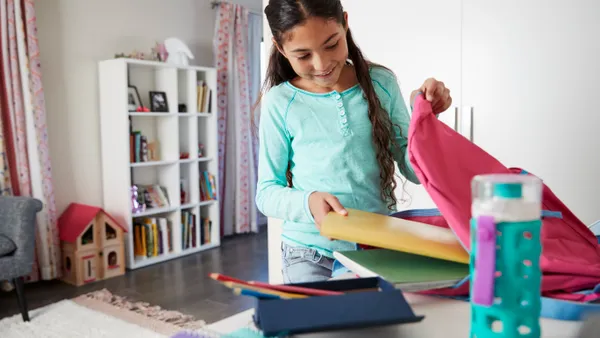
[[257, 0, 407, 209]]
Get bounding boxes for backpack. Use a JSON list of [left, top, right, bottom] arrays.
[[393, 94, 600, 320]]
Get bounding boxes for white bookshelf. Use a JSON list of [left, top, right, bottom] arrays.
[[98, 58, 220, 270]]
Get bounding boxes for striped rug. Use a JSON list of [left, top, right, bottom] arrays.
[[0, 288, 217, 337]]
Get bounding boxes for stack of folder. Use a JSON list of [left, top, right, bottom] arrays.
[[321, 208, 470, 292]]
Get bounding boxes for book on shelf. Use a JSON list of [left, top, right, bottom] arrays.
[[200, 217, 212, 245], [181, 210, 213, 249], [130, 130, 159, 163], [181, 209, 197, 250], [134, 184, 170, 210], [133, 217, 173, 259], [196, 81, 212, 113], [199, 171, 217, 201]]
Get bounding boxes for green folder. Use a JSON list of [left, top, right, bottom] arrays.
[[334, 249, 469, 291]]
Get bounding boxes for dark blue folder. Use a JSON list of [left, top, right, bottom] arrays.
[[252, 277, 425, 336]]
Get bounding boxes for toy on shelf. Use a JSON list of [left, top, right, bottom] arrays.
[[115, 42, 168, 62], [180, 179, 187, 204], [151, 42, 168, 62], [164, 37, 194, 66], [198, 144, 205, 157], [131, 186, 145, 214], [180, 152, 190, 159], [58, 203, 128, 286]]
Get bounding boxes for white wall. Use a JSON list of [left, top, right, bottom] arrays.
[[36, 0, 262, 214]]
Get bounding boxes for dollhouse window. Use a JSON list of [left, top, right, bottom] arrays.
[[105, 222, 117, 240], [81, 225, 94, 245], [108, 251, 118, 268]]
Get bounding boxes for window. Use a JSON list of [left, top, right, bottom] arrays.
[[108, 251, 118, 268], [81, 225, 94, 245], [105, 222, 117, 240]]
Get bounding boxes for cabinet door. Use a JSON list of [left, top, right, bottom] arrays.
[[342, 0, 463, 210], [462, 0, 600, 224]]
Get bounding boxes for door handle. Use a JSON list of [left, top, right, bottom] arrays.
[[459, 106, 474, 141], [469, 107, 474, 142], [454, 107, 459, 132]]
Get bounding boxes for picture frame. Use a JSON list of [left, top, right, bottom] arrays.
[[149, 91, 169, 112], [127, 85, 142, 112]]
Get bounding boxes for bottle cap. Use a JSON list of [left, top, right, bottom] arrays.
[[493, 182, 522, 199]]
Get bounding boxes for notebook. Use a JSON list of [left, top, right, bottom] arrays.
[[334, 249, 469, 292], [320, 208, 470, 264]]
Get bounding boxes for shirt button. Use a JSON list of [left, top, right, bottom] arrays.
[[341, 118, 347, 123], [339, 109, 346, 116], [337, 102, 343, 108]]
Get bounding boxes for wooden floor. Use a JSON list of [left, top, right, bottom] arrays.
[[0, 227, 268, 324]]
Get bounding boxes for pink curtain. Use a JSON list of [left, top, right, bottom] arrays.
[[213, 2, 258, 235], [1, 0, 60, 281]]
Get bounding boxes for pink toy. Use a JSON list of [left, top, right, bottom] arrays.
[[131, 185, 145, 213]]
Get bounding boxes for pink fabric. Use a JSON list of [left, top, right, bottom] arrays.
[[1, 0, 60, 281], [405, 94, 600, 302], [214, 2, 255, 235]]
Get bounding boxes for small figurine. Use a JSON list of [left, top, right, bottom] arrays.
[[180, 180, 187, 204], [198, 144, 205, 157], [165, 38, 194, 66], [131, 186, 145, 214], [152, 42, 168, 62], [136, 106, 150, 112]]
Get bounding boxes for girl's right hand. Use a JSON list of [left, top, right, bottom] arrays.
[[308, 192, 348, 229]]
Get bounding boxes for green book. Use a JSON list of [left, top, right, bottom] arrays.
[[334, 249, 469, 291]]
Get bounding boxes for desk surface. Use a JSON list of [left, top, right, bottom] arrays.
[[206, 293, 584, 338]]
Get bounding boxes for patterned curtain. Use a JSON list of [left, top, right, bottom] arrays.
[[0, 0, 60, 281], [213, 2, 258, 235]]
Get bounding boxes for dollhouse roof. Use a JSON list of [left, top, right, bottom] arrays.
[[58, 203, 127, 243]]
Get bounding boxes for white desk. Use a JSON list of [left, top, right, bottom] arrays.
[[207, 293, 584, 337]]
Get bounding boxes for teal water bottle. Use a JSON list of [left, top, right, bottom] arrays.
[[470, 174, 543, 338]]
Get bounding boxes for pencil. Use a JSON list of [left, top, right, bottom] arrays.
[[223, 281, 308, 299], [247, 280, 343, 296], [233, 288, 282, 299], [209, 272, 343, 297], [209, 273, 247, 285]]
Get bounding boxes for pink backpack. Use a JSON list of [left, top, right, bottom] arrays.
[[394, 94, 600, 319]]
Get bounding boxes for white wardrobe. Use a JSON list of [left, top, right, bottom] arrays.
[[343, 0, 600, 225], [262, 0, 600, 282]]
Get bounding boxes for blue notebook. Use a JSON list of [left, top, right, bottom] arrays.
[[252, 277, 424, 336]]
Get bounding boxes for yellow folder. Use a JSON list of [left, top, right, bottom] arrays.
[[320, 208, 470, 264]]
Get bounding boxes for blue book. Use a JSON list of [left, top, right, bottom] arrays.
[[252, 277, 424, 336]]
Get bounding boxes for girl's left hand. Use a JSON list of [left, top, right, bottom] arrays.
[[412, 78, 452, 114]]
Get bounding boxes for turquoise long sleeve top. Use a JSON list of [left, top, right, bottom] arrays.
[[255, 66, 420, 258]]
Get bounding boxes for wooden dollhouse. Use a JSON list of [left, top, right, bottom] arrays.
[[58, 203, 128, 286]]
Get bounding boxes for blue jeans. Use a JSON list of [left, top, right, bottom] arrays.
[[281, 243, 334, 284]]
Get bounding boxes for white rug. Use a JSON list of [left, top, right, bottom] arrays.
[[0, 289, 219, 338], [0, 300, 169, 338]]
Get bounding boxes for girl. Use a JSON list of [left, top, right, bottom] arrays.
[[255, 0, 452, 283]]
